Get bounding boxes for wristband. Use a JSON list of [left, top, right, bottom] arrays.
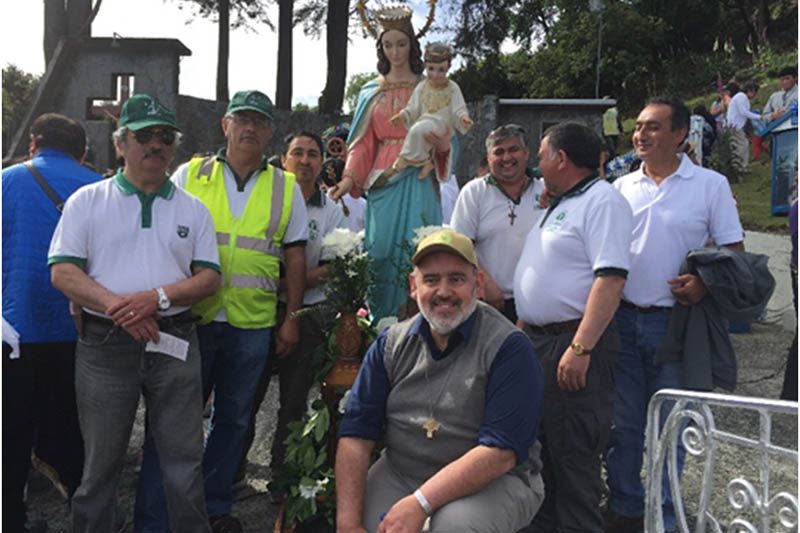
[[414, 488, 433, 515]]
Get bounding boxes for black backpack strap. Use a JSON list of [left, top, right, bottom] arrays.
[[24, 161, 65, 213]]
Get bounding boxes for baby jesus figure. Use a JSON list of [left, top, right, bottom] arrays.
[[389, 42, 474, 179]]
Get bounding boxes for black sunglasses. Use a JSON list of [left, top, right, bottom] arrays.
[[133, 129, 177, 146]]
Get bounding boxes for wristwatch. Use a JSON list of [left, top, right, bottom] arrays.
[[570, 341, 592, 356], [155, 287, 171, 311]]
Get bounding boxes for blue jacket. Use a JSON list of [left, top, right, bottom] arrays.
[[2, 149, 101, 343]]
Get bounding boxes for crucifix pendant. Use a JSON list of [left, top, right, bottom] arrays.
[[508, 209, 517, 225], [422, 416, 441, 439]]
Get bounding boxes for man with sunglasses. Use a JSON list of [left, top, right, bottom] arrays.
[[134, 90, 308, 533], [450, 124, 545, 324], [48, 94, 221, 532]]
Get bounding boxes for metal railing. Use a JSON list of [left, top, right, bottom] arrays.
[[644, 389, 798, 532]]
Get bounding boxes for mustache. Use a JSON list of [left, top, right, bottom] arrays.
[[144, 148, 166, 159]]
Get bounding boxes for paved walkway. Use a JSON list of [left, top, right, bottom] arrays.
[[745, 230, 795, 330]]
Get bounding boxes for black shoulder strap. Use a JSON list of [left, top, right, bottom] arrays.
[[24, 161, 65, 213]]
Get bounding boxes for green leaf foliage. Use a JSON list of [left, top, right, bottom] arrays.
[[2, 64, 40, 153]]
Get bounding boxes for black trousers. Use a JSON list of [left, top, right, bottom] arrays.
[[781, 269, 798, 401], [524, 324, 618, 533], [3, 342, 85, 530]]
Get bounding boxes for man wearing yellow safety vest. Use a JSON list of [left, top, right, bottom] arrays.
[[134, 90, 308, 533]]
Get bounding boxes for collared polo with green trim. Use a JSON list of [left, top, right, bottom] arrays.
[[513, 175, 633, 326], [113, 169, 175, 228], [451, 171, 545, 299], [48, 173, 221, 318]]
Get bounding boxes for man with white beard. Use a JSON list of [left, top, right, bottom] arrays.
[[335, 228, 545, 533]]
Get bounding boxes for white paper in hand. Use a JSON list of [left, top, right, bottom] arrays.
[[146, 332, 189, 362], [2, 317, 21, 359]]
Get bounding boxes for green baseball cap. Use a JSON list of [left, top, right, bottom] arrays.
[[119, 94, 179, 131], [226, 90, 274, 120], [412, 229, 478, 268]]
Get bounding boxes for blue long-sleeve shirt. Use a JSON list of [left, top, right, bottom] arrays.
[[3, 150, 101, 342], [339, 311, 543, 464]]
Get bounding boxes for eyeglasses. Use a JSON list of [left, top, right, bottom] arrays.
[[133, 128, 177, 146], [231, 114, 270, 129]]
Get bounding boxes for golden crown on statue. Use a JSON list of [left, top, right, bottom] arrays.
[[356, 0, 437, 40]]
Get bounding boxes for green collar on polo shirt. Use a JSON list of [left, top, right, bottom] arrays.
[[114, 169, 175, 229], [539, 172, 601, 228], [215, 147, 270, 192], [307, 186, 324, 207]]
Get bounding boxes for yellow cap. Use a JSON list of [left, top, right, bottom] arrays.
[[412, 229, 478, 267]]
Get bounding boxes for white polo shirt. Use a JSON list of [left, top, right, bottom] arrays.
[[341, 195, 366, 232], [614, 154, 744, 307], [451, 175, 545, 298], [514, 177, 633, 325], [48, 171, 220, 317], [283, 188, 347, 306], [440, 174, 460, 225], [726, 92, 761, 130]]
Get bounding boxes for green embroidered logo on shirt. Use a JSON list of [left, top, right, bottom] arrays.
[[308, 219, 319, 241], [544, 211, 567, 232]]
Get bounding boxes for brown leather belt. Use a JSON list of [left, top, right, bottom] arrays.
[[526, 318, 582, 336], [619, 299, 671, 314]]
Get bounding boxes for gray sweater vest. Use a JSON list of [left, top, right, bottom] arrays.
[[382, 301, 542, 484]]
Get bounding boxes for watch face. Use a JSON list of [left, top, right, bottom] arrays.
[[157, 288, 170, 310]]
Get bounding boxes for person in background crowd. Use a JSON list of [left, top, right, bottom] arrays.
[[692, 105, 718, 167], [3, 113, 99, 533], [440, 173, 460, 225], [603, 97, 624, 157], [725, 80, 761, 173], [763, 66, 798, 125]]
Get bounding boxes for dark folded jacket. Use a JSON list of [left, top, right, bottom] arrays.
[[656, 247, 775, 391]]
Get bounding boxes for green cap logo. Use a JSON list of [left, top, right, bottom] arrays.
[[119, 94, 179, 132], [226, 90, 274, 120]]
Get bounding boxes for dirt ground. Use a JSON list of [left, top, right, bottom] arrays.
[[24, 322, 797, 532]]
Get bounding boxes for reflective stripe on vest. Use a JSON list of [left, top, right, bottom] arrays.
[[184, 156, 295, 328], [229, 273, 280, 291]]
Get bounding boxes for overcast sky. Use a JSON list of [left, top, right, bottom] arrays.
[[1, 0, 449, 111]]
